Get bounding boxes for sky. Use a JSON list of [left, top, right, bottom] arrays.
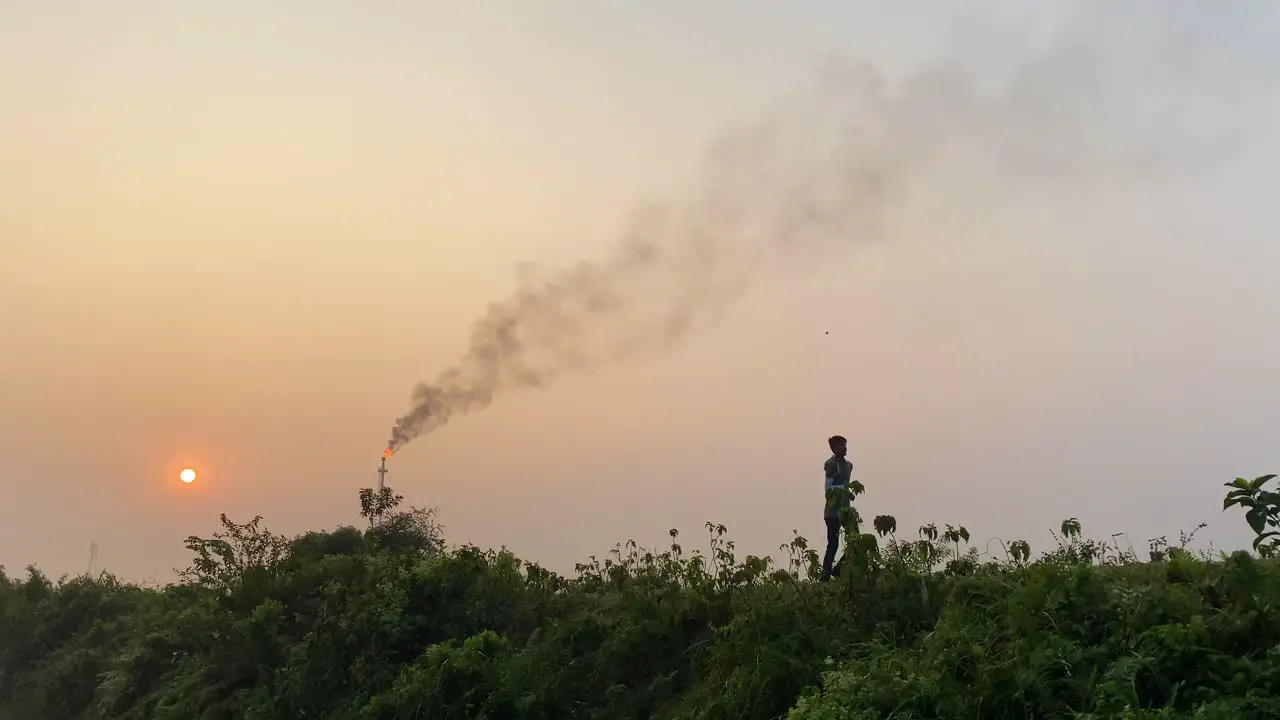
[[2, 1, 1279, 582]]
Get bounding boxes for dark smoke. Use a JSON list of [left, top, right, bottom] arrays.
[[388, 4, 1271, 452]]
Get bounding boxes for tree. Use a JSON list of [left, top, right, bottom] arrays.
[[358, 486, 445, 556], [179, 513, 289, 594]]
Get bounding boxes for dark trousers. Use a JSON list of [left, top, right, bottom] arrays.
[[821, 516, 842, 580]]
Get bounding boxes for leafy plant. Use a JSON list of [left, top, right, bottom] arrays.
[[1, 474, 1277, 720], [1223, 474, 1280, 556]]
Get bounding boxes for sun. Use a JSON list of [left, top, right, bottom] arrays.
[[180, 468, 197, 484]]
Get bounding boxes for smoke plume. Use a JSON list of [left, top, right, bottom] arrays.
[[388, 3, 1272, 452]]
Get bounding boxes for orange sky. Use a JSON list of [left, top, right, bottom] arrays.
[[3, 1, 1279, 581]]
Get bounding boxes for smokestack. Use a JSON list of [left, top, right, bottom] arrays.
[[377, 449, 391, 492]]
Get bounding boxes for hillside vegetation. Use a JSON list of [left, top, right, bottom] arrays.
[[2, 475, 1280, 719]]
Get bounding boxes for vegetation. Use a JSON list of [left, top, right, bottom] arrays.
[[3, 475, 1280, 719]]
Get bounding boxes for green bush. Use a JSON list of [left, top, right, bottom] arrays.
[[2, 474, 1279, 719]]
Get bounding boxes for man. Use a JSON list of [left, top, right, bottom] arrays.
[[822, 434, 854, 581]]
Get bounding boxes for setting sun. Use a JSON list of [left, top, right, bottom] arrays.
[[180, 468, 197, 484]]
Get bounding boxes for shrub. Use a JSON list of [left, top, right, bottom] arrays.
[[1, 475, 1277, 719]]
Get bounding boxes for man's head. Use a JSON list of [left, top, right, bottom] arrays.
[[828, 435, 847, 457]]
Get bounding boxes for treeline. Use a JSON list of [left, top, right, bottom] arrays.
[[2, 477, 1280, 719]]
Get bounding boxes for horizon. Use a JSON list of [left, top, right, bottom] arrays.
[[3, 0, 1279, 583]]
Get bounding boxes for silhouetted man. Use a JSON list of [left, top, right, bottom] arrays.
[[821, 434, 853, 581]]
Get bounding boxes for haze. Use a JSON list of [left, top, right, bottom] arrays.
[[3, 0, 1278, 582]]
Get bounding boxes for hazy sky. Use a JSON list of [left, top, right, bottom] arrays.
[[3, 1, 1279, 582]]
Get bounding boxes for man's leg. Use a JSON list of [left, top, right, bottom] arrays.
[[821, 516, 840, 581]]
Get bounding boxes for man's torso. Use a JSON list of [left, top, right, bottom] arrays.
[[823, 455, 853, 518]]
